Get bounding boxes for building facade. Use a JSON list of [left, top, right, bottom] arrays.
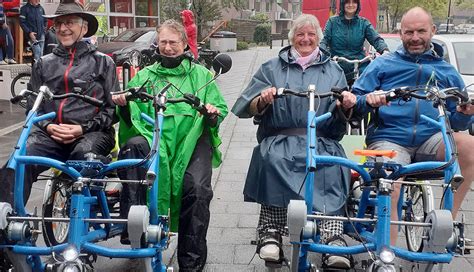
[[40, 0, 160, 36]]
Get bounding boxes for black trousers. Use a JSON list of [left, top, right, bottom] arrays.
[[1, 129, 114, 205], [119, 135, 213, 271]]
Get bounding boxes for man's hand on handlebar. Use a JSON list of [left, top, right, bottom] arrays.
[[366, 90, 389, 108], [457, 103, 474, 115], [47, 124, 84, 144]]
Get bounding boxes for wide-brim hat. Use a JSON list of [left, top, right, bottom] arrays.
[[44, 0, 98, 38]]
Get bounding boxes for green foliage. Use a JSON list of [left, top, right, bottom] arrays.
[[95, 5, 108, 36], [160, 0, 188, 21], [221, 0, 247, 10], [379, 0, 448, 31], [454, 0, 474, 9], [253, 23, 271, 44], [237, 41, 249, 50], [250, 13, 270, 23]]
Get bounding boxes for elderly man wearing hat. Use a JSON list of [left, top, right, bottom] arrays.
[[17, 0, 119, 205]]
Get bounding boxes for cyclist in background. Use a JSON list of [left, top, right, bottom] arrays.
[[320, 0, 388, 85], [352, 6, 474, 245]]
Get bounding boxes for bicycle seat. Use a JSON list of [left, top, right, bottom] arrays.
[[354, 149, 397, 159]]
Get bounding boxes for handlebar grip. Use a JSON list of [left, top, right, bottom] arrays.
[[10, 95, 24, 105], [385, 91, 397, 102], [82, 96, 104, 107]]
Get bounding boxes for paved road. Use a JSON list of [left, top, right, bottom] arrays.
[[1, 46, 474, 271]]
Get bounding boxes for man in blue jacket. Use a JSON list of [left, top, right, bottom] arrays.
[[353, 6, 474, 244], [19, 0, 47, 61]]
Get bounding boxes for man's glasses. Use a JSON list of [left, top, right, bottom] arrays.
[[53, 18, 83, 29]]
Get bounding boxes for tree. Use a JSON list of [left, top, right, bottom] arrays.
[[454, 0, 474, 9], [379, 0, 448, 31]]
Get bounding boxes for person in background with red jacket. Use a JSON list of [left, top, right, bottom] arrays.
[[181, 9, 198, 59]]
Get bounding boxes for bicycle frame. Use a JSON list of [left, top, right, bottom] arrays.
[[288, 85, 463, 271], [1, 87, 171, 272]]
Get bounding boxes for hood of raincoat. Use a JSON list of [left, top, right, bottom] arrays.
[[181, 9, 195, 26]]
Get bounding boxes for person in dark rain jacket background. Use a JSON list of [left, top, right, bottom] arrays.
[[320, 0, 388, 85], [20, 0, 48, 61]]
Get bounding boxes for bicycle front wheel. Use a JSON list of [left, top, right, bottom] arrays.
[[42, 178, 71, 246], [10, 73, 31, 108], [404, 183, 432, 252]]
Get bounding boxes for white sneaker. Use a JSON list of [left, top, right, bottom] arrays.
[[6, 59, 17, 64], [0, 60, 7, 65], [258, 231, 282, 262]]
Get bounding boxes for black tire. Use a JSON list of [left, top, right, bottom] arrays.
[[404, 185, 426, 252], [10, 72, 31, 108], [42, 179, 72, 246]]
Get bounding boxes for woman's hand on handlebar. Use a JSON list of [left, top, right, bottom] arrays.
[[258, 87, 277, 108], [366, 90, 389, 108], [112, 93, 128, 106], [338, 91, 357, 110]]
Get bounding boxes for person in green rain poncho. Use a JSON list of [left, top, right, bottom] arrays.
[[112, 19, 228, 272]]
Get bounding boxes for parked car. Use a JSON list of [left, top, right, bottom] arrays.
[[432, 34, 474, 88], [97, 27, 157, 66], [365, 33, 402, 56]]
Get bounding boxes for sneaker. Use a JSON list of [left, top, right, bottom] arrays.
[[323, 237, 352, 269], [257, 231, 282, 262], [6, 59, 16, 64], [0, 60, 7, 65]]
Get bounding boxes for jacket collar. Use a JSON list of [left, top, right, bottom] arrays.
[[278, 45, 331, 67], [146, 58, 194, 76], [53, 41, 95, 59], [395, 42, 444, 62]]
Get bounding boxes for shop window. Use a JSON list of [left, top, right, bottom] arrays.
[[110, 0, 132, 13], [110, 16, 133, 35], [83, 0, 106, 13], [135, 17, 158, 28], [135, 0, 157, 17]]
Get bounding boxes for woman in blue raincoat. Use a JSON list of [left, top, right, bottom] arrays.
[[320, 0, 388, 85], [232, 14, 356, 269]]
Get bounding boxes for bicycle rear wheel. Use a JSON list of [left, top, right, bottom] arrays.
[[42, 178, 71, 246], [10, 72, 31, 108]]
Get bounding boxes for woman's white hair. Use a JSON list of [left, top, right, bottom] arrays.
[[288, 14, 324, 45]]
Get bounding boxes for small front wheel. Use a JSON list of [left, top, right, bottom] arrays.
[[42, 178, 72, 246], [404, 183, 433, 252]]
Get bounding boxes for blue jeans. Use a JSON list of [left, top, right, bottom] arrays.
[[31, 35, 45, 61], [0, 26, 14, 60]]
